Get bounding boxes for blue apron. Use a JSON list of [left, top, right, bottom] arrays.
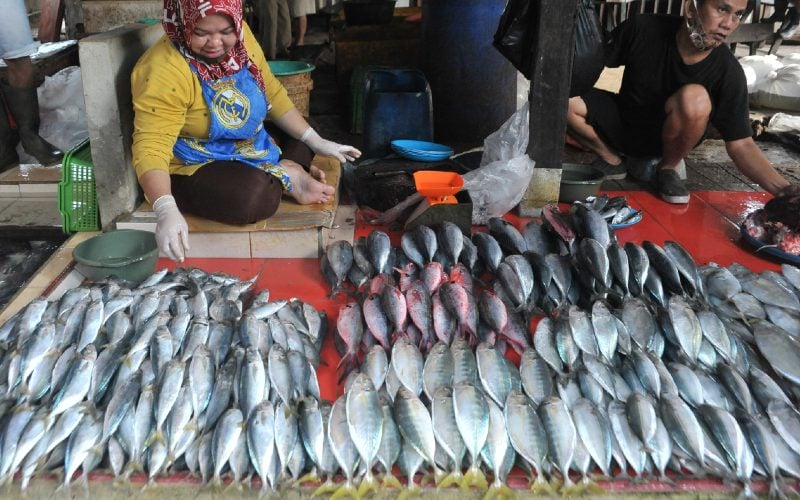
[[173, 65, 292, 192]]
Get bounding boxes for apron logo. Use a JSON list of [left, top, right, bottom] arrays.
[[183, 137, 211, 154], [235, 139, 269, 159], [211, 81, 249, 130]]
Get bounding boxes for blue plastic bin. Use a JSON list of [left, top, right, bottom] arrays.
[[362, 69, 433, 159]]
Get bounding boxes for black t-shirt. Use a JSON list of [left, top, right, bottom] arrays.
[[606, 14, 752, 142]]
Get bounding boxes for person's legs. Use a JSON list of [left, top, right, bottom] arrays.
[[567, 95, 623, 166], [277, 0, 293, 57], [280, 159, 335, 204], [656, 83, 711, 204], [779, 1, 800, 37], [257, 0, 280, 59], [0, 99, 19, 170], [171, 161, 284, 224], [0, 0, 51, 168], [295, 14, 308, 46], [566, 89, 632, 179], [171, 159, 334, 224], [661, 84, 710, 170], [1, 59, 64, 166], [764, 0, 789, 22]]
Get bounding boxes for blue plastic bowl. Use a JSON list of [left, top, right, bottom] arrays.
[[391, 139, 453, 162]]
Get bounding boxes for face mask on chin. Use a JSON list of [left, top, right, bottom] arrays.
[[685, 3, 714, 51]]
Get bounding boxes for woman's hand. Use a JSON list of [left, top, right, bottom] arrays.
[[301, 127, 361, 163], [153, 195, 190, 262]]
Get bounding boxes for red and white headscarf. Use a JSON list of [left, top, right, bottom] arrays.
[[163, 0, 265, 89]]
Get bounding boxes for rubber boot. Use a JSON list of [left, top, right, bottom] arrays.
[[0, 83, 63, 166], [0, 101, 20, 172]]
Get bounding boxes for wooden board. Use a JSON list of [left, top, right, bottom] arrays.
[[135, 156, 341, 233]]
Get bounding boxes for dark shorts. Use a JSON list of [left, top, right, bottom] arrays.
[[170, 124, 314, 225], [583, 88, 665, 158]]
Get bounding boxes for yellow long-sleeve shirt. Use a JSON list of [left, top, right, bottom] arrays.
[[131, 23, 294, 179]]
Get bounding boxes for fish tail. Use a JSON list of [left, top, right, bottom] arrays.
[[483, 484, 517, 500], [335, 352, 359, 384], [769, 478, 788, 500], [397, 485, 421, 500], [529, 475, 553, 495], [357, 471, 378, 498], [463, 465, 488, 491], [328, 483, 357, 500], [437, 471, 461, 490], [143, 428, 164, 448], [312, 478, 337, 496], [381, 472, 403, 489]]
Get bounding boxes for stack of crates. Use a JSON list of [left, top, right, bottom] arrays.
[[57, 138, 100, 233]]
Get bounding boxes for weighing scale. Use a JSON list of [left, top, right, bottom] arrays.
[[404, 171, 472, 233]]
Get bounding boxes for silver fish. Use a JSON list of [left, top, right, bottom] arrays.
[[660, 393, 706, 466], [476, 342, 511, 407], [505, 389, 550, 487], [211, 408, 244, 485], [539, 397, 577, 488], [432, 386, 467, 489], [394, 386, 438, 472], [346, 373, 383, 494], [328, 395, 359, 495], [519, 349, 554, 406], [422, 342, 453, 402]]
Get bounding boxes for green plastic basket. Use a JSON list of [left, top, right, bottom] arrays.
[[58, 138, 100, 234]]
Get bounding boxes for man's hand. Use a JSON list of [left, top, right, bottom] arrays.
[[301, 127, 361, 163], [776, 184, 800, 198], [152, 195, 190, 262]]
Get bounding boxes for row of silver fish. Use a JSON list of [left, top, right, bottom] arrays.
[[0, 266, 332, 493]]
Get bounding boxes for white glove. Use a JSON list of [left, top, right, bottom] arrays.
[[152, 195, 190, 262], [301, 127, 361, 163]]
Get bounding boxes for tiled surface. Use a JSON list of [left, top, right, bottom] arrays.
[[0, 185, 20, 197], [0, 165, 61, 183], [321, 203, 357, 248], [19, 183, 58, 196], [250, 228, 320, 258], [0, 198, 61, 226], [187, 232, 251, 258], [0, 199, 15, 213]]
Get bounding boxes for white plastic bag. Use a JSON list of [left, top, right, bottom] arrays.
[[17, 66, 88, 166], [739, 54, 783, 93], [462, 102, 535, 224], [754, 64, 800, 111], [766, 112, 800, 132]]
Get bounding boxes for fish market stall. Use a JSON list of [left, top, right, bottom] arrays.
[[0, 189, 798, 499]]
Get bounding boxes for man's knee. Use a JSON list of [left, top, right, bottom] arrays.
[[669, 84, 712, 123], [566, 96, 587, 125]]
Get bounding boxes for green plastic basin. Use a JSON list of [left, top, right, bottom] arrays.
[[73, 229, 159, 283], [267, 60, 315, 76], [559, 163, 606, 203]]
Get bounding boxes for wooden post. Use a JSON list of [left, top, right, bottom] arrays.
[[64, 0, 86, 39], [38, 0, 65, 42], [519, 0, 578, 216]]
